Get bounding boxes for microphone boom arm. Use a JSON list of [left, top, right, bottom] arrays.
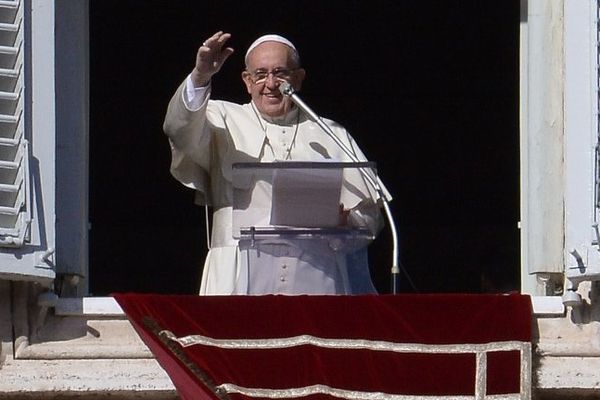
[[279, 82, 401, 293]]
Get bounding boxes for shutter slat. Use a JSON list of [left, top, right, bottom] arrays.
[[0, 67, 19, 76], [0, 90, 17, 100], [0, 22, 18, 31], [0, 114, 17, 123], [0, 45, 18, 55], [0, 3, 18, 10]]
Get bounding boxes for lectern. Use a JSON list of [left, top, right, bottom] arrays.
[[231, 161, 382, 294]]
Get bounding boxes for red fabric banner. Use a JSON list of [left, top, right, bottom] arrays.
[[113, 294, 532, 400]]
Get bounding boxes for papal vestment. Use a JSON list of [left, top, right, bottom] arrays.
[[163, 79, 385, 295]]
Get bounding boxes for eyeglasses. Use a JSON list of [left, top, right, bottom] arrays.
[[247, 68, 298, 84]]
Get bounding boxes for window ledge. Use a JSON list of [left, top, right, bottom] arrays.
[[0, 358, 176, 396], [55, 297, 125, 317], [54, 295, 566, 317], [531, 296, 565, 316]]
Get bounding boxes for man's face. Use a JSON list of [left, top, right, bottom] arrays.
[[242, 42, 305, 118]]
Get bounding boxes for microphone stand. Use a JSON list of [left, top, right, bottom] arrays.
[[279, 82, 401, 294]]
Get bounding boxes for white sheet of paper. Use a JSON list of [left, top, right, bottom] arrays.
[[270, 167, 342, 228]]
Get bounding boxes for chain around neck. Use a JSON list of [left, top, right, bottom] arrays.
[[251, 103, 300, 161]]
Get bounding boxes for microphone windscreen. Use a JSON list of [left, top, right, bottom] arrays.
[[278, 81, 293, 96]]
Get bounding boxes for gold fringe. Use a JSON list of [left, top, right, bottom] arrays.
[[142, 316, 230, 400]]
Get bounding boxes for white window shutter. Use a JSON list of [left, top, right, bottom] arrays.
[[560, 1, 600, 302], [0, 0, 55, 283]]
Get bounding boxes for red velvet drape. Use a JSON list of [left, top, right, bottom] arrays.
[[113, 294, 532, 400]]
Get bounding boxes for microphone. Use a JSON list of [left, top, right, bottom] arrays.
[[279, 81, 402, 294], [279, 81, 295, 96]]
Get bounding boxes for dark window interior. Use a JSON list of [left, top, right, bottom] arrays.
[[89, 0, 520, 295]]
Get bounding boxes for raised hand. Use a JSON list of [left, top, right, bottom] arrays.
[[191, 31, 234, 87]]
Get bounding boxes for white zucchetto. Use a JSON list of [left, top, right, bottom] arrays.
[[245, 34, 298, 64]]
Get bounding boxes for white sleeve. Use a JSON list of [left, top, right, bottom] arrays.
[[183, 74, 210, 111]]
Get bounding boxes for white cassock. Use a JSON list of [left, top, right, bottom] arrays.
[[163, 77, 389, 295]]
